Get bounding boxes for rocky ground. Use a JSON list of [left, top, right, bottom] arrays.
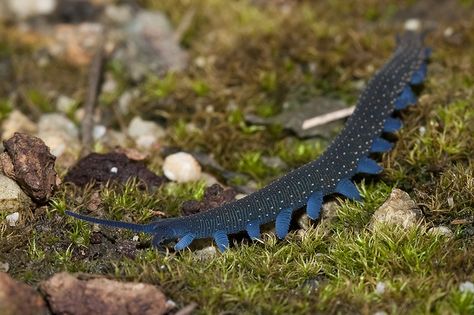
[[0, 0, 473, 314]]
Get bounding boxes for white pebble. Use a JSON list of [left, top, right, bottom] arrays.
[[110, 167, 118, 174], [6, 212, 19, 226], [0, 261, 9, 272], [163, 152, 201, 183], [447, 197, 454, 208], [444, 27, 454, 37], [419, 126, 426, 136], [132, 235, 139, 242], [404, 19, 421, 31], [459, 281, 474, 293], [56, 95, 76, 113], [93, 125, 107, 140], [375, 281, 386, 295], [428, 226, 453, 238], [127, 116, 165, 149]]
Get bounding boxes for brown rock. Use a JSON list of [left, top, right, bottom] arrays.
[[371, 189, 423, 229], [40, 272, 168, 315], [3, 132, 58, 204], [0, 272, 48, 315]]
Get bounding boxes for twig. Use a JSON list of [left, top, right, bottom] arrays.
[[301, 106, 355, 130], [173, 8, 196, 43], [81, 38, 105, 156]]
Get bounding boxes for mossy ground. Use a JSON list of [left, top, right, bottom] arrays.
[[1, 0, 473, 314]]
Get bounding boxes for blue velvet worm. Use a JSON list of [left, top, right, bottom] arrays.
[[66, 31, 430, 252]]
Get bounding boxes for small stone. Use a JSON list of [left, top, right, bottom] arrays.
[[38, 113, 78, 138], [104, 5, 133, 25], [56, 95, 77, 113], [163, 152, 202, 183], [373, 312, 388, 315], [375, 282, 386, 295], [37, 113, 80, 157], [110, 167, 118, 174], [6, 0, 57, 19], [101, 73, 118, 94], [447, 197, 454, 208], [117, 11, 188, 81], [118, 89, 139, 115], [127, 116, 165, 150], [0, 272, 48, 315], [0, 175, 32, 214], [297, 213, 311, 230], [194, 246, 217, 261], [404, 18, 421, 31], [93, 125, 107, 140], [428, 226, 454, 238], [371, 189, 422, 230], [444, 27, 454, 37], [5, 212, 19, 226], [1, 110, 37, 140], [459, 281, 474, 293], [40, 272, 169, 315], [48, 23, 104, 66], [261, 156, 287, 170], [200, 172, 219, 187], [0, 261, 9, 272]]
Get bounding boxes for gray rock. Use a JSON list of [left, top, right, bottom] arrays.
[[115, 10, 188, 81], [371, 189, 423, 229], [0, 175, 32, 215], [245, 97, 350, 138]]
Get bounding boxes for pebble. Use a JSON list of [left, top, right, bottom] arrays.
[[48, 22, 104, 66], [428, 226, 454, 238], [0, 261, 9, 272], [459, 281, 474, 294], [118, 89, 139, 115], [118, 11, 188, 81], [127, 116, 165, 150], [93, 125, 107, 140], [5, 0, 57, 20], [0, 175, 32, 214], [37, 113, 80, 157], [104, 4, 133, 25], [1, 110, 38, 140], [56, 95, 77, 113], [370, 189, 422, 230], [163, 152, 202, 183], [5, 211, 19, 226], [404, 18, 421, 31], [375, 282, 386, 295], [194, 246, 217, 261]]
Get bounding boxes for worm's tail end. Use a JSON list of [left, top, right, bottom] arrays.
[[65, 210, 154, 233]]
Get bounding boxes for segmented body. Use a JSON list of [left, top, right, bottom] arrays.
[[67, 31, 429, 252]]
